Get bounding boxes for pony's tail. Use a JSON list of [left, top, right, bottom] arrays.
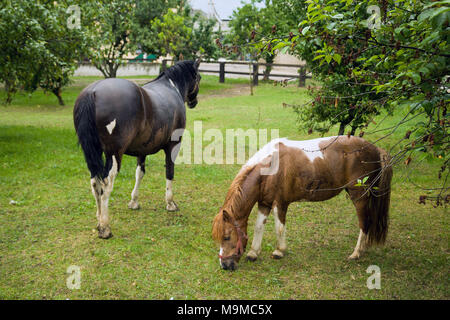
[[366, 148, 393, 246], [73, 90, 104, 180]]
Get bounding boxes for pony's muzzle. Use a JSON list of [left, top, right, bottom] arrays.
[[221, 259, 237, 271]]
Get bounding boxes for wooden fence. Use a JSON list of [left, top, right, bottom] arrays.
[[160, 59, 311, 87]]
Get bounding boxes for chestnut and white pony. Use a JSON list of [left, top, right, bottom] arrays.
[[212, 136, 393, 270]]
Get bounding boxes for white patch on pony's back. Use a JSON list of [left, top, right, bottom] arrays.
[[106, 119, 116, 135], [245, 137, 338, 167]]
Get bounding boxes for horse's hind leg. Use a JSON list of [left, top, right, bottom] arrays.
[[272, 205, 288, 259], [128, 156, 146, 210], [164, 145, 178, 212], [90, 178, 102, 227], [98, 154, 120, 239], [247, 205, 270, 262], [347, 190, 369, 260]]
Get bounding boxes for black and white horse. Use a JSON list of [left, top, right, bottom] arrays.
[[74, 59, 201, 238]]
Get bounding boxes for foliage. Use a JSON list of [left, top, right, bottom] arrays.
[[142, 6, 220, 61], [86, 0, 136, 78], [224, 0, 291, 77], [254, 0, 449, 204], [132, 0, 182, 57], [0, 0, 90, 104]]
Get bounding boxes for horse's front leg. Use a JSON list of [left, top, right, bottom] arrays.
[[164, 146, 178, 212], [247, 205, 270, 262], [128, 156, 146, 210]]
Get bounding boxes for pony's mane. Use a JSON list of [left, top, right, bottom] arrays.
[[212, 166, 254, 242], [144, 60, 197, 95]]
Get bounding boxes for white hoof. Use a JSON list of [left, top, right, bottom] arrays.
[[246, 250, 259, 262], [348, 252, 361, 260], [272, 249, 284, 259], [166, 201, 179, 212], [128, 200, 140, 210]]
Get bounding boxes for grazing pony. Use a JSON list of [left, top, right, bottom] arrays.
[[212, 136, 393, 270], [74, 59, 201, 239]]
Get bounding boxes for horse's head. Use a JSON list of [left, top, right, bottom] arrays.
[[187, 58, 201, 108], [212, 209, 248, 271]]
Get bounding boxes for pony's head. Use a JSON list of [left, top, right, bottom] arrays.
[[187, 58, 201, 108], [212, 209, 248, 271]]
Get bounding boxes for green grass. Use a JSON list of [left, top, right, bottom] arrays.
[[0, 76, 448, 299]]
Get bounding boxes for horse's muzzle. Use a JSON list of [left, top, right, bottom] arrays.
[[188, 99, 198, 108]]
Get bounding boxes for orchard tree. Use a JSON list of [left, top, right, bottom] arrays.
[[254, 0, 449, 204], [149, 9, 193, 61], [140, 4, 220, 61], [87, 0, 135, 78], [132, 0, 182, 57], [226, 1, 287, 79], [0, 0, 90, 105]]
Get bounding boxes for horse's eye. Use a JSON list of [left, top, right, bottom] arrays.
[[224, 236, 230, 241]]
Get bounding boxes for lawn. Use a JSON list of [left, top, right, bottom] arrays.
[[0, 75, 448, 299]]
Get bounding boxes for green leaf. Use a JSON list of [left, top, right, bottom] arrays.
[[302, 26, 311, 35], [333, 53, 341, 64]]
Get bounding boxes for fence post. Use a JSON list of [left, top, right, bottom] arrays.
[[252, 63, 259, 86], [219, 62, 225, 83], [298, 66, 306, 87]]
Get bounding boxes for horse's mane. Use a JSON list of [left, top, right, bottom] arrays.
[[144, 60, 197, 95], [212, 166, 254, 242]]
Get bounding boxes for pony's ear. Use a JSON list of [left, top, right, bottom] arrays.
[[222, 209, 233, 223], [194, 57, 201, 70]]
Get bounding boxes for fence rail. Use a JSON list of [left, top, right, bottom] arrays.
[[161, 59, 311, 87]]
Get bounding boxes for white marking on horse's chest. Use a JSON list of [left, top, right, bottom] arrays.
[[246, 137, 337, 167], [106, 119, 116, 135]]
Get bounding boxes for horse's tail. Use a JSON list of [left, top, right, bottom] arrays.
[[366, 147, 393, 246], [73, 90, 104, 180]]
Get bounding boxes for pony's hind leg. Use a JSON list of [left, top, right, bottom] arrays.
[[164, 146, 178, 212], [98, 154, 119, 239], [247, 205, 270, 262], [128, 156, 146, 210], [272, 205, 288, 259], [347, 190, 369, 260]]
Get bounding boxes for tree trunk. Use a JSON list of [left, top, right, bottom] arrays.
[[338, 109, 356, 135], [4, 80, 16, 105], [52, 88, 65, 106], [263, 63, 272, 81], [338, 122, 346, 135]]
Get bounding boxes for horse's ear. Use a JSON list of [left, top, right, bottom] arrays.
[[222, 209, 232, 223]]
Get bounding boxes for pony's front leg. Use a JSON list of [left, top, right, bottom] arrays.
[[98, 155, 119, 239], [128, 156, 146, 210], [247, 205, 270, 262], [164, 146, 178, 212], [272, 205, 287, 259]]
